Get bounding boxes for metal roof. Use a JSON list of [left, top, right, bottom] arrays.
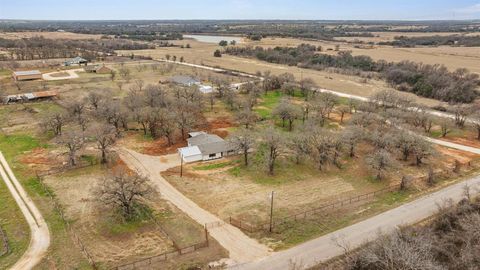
[[188, 131, 207, 138], [187, 133, 233, 155], [178, 146, 202, 157], [13, 70, 42, 76], [32, 90, 57, 98], [188, 133, 224, 146], [197, 141, 230, 156], [24, 93, 35, 100], [170, 75, 200, 85]]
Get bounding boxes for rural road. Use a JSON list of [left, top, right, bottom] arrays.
[[0, 152, 50, 270], [228, 135, 480, 269], [233, 173, 480, 270], [160, 59, 471, 124], [42, 68, 83, 81], [117, 148, 270, 264]]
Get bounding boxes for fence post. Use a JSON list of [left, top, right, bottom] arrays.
[[204, 226, 209, 247]]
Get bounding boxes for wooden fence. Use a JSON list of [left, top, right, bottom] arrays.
[[113, 234, 210, 270], [0, 226, 9, 257], [36, 175, 98, 269], [228, 184, 401, 233]]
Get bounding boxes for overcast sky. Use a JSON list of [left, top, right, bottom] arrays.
[[1, 0, 480, 20]]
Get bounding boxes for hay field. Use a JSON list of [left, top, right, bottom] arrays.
[[0, 31, 104, 40], [117, 40, 445, 106], [336, 31, 479, 43]]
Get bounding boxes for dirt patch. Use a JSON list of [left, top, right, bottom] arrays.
[[143, 138, 187, 156], [18, 147, 65, 174], [436, 146, 479, 165], [442, 136, 480, 149]]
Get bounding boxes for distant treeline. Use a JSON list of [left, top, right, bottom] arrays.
[[380, 35, 480, 47], [0, 36, 155, 60], [225, 44, 480, 103]]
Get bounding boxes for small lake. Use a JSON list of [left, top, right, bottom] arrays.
[[184, 34, 243, 44]]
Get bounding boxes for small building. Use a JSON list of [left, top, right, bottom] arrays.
[[65, 56, 88, 66], [3, 90, 57, 104], [178, 146, 203, 163], [178, 132, 235, 163], [169, 75, 200, 86], [84, 64, 112, 74], [198, 85, 214, 94], [12, 70, 42, 81]]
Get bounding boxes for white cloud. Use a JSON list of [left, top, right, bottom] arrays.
[[454, 3, 480, 14]]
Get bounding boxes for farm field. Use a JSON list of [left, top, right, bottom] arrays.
[[119, 35, 480, 107], [0, 31, 105, 40], [2, 16, 480, 270], [159, 90, 480, 250]]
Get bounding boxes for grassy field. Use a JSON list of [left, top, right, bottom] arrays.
[[119, 38, 450, 106], [43, 163, 223, 268]]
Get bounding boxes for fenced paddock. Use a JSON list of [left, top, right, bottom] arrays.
[[113, 235, 210, 270], [228, 184, 402, 233]]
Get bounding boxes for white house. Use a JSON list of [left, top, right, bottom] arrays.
[[178, 132, 235, 163], [198, 85, 214, 94]]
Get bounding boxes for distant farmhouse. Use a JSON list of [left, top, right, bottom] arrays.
[[178, 132, 235, 163], [168, 75, 214, 94], [12, 70, 42, 81], [84, 64, 112, 74], [65, 56, 88, 66], [3, 90, 58, 104], [169, 75, 200, 86]]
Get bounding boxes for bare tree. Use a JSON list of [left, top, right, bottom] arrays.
[[310, 129, 335, 171], [261, 127, 284, 175], [440, 118, 451, 138], [86, 91, 104, 111], [235, 107, 258, 129], [43, 112, 66, 136], [133, 79, 145, 92], [273, 98, 300, 131], [312, 93, 338, 126], [299, 77, 316, 100], [290, 131, 311, 164], [58, 129, 85, 166], [91, 124, 117, 164], [393, 130, 417, 161], [95, 168, 154, 220], [412, 138, 435, 166], [469, 108, 480, 140], [367, 149, 394, 180], [228, 128, 255, 166], [453, 105, 468, 128], [337, 105, 350, 123], [342, 126, 363, 158]]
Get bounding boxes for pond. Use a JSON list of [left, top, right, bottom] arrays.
[[184, 34, 243, 44]]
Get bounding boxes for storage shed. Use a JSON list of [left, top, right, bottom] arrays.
[[12, 70, 42, 81]]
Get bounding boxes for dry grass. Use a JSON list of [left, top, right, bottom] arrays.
[[0, 31, 105, 40], [118, 38, 460, 107]]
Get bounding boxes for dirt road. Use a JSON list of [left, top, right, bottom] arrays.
[[117, 148, 270, 264], [0, 152, 50, 270]]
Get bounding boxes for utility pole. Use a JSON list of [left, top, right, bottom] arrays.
[[180, 154, 183, 177], [269, 191, 274, 233]]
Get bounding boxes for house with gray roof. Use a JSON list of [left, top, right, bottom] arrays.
[[178, 132, 235, 163], [64, 56, 88, 66], [169, 75, 200, 86]]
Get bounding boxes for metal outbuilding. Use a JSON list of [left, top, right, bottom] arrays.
[[12, 70, 43, 81]]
